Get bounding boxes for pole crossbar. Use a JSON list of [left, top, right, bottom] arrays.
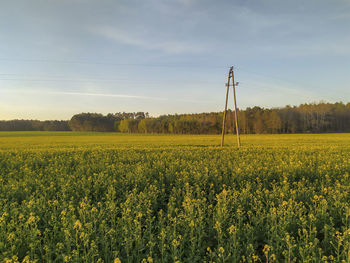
[[221, 66, 241, 147]]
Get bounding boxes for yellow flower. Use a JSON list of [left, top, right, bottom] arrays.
[[8, 233, 15, 241], [26, 213, 36, 225], [114, 258, 122, 263], [172, 239, 180, 248], [73, 220, 82, 230], [228, 224, 237, 235], [252, 255, 259, 262], [263, 244, 270, 254]]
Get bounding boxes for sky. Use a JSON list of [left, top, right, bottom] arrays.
[[0, 0, 350, 120]]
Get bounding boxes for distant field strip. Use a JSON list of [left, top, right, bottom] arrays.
[[0, 133, 349, 262]]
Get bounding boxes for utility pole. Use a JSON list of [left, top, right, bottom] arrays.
[[221, 66, 241, 147], [221, 68, 231, 147]]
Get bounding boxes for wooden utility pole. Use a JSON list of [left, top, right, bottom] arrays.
[[221, 69, 231, 147], [221, 66, 241, 147]]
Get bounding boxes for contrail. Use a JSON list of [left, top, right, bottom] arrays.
[[46, 91, 167, 101], [2, 89, 217, 104], [48, 91, 216, 104]]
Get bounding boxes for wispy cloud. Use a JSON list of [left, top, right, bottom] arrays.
[[0, 88, 166, 101], [174, 0, 198, 7], [91, 26, 206, 54], [15, 90, 168, 101], [46, 91, 167, 101], [1, 89, 216, 104]]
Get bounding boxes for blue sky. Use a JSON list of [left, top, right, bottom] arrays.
[[0, 0, 349, 120]]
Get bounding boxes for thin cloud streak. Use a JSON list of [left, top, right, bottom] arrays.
[[48, 91, 218, 104], [0, 89, 166, 101], [2, 89, 216, 104], [91, 26, 207, 54], [47, 91, 167, 100]]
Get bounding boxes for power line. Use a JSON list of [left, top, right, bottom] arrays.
[[0, 58, 229, 69], [0, 73, 222, 84], [0, 78, 130, 82], [236, 66, 310, 89]]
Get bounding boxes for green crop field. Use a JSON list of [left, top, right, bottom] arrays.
[[0, 132, 349, 262]]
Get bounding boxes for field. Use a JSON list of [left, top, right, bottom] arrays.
[[0, 132, 350, 262]]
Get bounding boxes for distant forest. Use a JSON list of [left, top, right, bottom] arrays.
[[1, 102, 350, 134]]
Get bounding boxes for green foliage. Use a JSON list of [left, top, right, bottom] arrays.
[[138, 119, 158, 134], [2, 102, 350, 134], [114, 121, 121, 132], [118, 119, 139, 133], [0, 120, 71, 131], [0, 133, 349, 262], [69, 113, 116, 132], [125, 102, 350, 134]]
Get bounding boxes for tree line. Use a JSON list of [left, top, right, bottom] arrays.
[[1, 102, 350, 134], [0, 120, 70, 131]]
